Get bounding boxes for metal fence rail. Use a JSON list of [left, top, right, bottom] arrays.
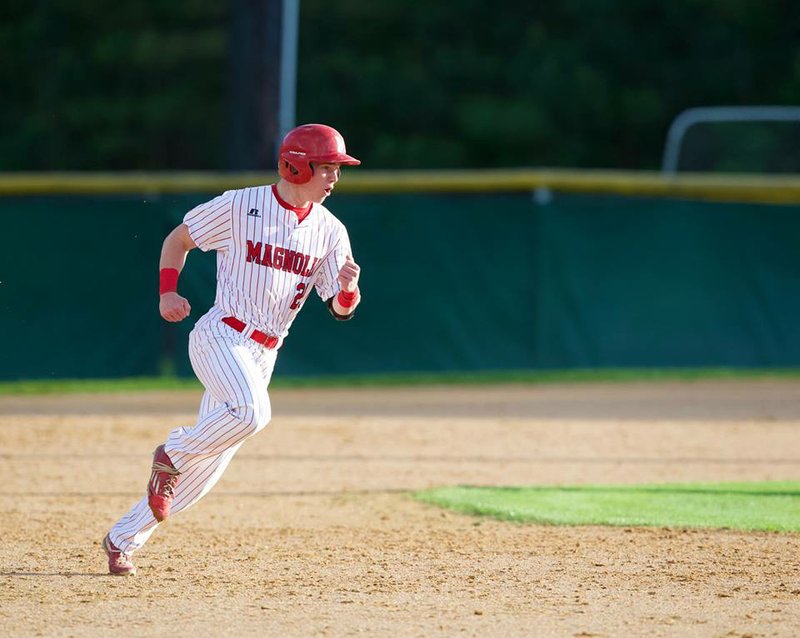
[[661, 106, 800, 175]]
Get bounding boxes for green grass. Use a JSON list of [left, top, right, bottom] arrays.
[[414, 482, 800, 532], [2, 367, 800, 395]]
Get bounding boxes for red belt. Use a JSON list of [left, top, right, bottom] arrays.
[[221, 316, 279, 349]]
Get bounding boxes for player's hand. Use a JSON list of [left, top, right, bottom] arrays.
[[160, 292, 191, 322], [337, 255, 360, 293]]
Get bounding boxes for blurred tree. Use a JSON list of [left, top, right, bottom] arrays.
[[1, 0, 798, 170], [0, 0, 229, 170], [297, 0, 800, 169]]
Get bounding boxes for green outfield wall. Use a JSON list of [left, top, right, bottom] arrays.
[[1, 171, 798, 380]]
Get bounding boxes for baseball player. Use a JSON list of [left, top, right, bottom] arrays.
[[102, 123, 362, 575]]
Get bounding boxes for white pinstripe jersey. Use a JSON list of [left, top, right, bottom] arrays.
[[183, 183, 352, 343]]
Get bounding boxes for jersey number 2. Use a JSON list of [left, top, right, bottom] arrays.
[[290, 283, 307, 310]]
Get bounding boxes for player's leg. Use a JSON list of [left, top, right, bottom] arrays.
[[106, 390, 223, 554], [108, 444, 244, 555], [197, 387, 221, 420], [165, 325, 277, 467], [153, 331, 277, 521], [105, 326, 277, 561]]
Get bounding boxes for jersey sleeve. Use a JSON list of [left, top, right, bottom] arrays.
[[183, 191, 235, 252], [314, 222, 353, 301]]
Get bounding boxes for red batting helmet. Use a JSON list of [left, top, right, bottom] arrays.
[[278, 124, 361, 184]]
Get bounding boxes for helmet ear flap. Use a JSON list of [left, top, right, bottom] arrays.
[[278, 156, 313, 184]]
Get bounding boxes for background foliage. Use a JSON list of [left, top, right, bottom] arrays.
[[2, 0, 799, 170]]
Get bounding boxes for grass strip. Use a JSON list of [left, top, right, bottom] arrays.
[[414, 482, 800, 532], [2, 367, 800, 395]]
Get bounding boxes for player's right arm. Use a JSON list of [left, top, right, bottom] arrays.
[[159, 223, 198, 322]]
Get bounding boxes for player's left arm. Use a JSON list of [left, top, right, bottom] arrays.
[[327, 255, 361, 320]]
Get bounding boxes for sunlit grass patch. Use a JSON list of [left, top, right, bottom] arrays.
[[415, 482, 800, 532]]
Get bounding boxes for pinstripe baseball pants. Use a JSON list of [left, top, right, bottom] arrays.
[[108, 318, 277, 554]]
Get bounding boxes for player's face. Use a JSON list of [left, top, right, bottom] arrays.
[[304, 163, 341, 203]]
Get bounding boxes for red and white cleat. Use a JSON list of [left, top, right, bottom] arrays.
[[147, 444, 180, 522], [102, 534, 136, 576]]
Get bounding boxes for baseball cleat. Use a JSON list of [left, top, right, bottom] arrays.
[[103, 534, 136, 576], [147, 444, 181, 522]]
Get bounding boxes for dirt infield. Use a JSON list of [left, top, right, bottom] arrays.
[[2, 380, 800, 637]]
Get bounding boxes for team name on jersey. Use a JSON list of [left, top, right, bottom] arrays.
[[246, 239, 319, 277]]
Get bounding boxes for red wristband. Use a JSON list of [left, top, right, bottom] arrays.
[[337, 288, 358, 308], [159, 268, 179, 295]]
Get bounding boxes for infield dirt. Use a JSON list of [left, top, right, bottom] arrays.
[[2, 380, 800, 637]]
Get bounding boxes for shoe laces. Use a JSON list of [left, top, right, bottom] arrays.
[[152, 461, 179, 476], [115, 551, 134, 565], [161, 474, 178, 498], [152, 461, 180, 497]]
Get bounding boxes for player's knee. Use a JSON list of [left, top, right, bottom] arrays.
[[229, 400, 271, 434]]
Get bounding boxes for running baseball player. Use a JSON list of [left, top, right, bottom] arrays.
[[102, 123, 362, 575]]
